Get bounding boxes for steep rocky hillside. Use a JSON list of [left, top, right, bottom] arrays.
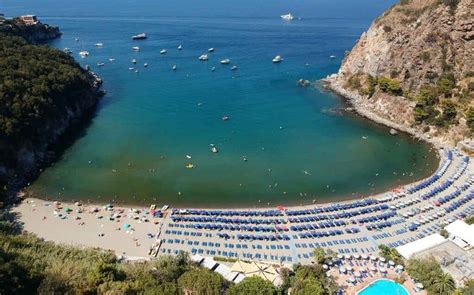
[[326, 0, 473, 146]]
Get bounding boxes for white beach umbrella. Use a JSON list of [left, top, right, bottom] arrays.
[[345, 254, 352, 260], [339, 266, 346, 273], [379, 267, 387, 273], [416, 283, 424, 289], [370, 255, 377, 261], [322, 264, 329, 270], [388, 260, 395, 266], [348, 277, 356, 283], [354, 271, 361, 278], [337, 254, 344, 260], [346, 265, 353, 272], [370, 265, 377, 272], [396, 265, 404, 270], [361, 254, 369, 260], [380, 257, 386, 263], [354, 254, 361, 259]]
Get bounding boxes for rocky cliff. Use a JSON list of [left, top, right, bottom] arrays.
[[0, 20, 102, 200], [0, 17, 61, 43], [326, 0, 473, 147]]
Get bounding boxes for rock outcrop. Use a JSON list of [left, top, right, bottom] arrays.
[[0, 17, 61, 43], [325, 0, 473, 147]]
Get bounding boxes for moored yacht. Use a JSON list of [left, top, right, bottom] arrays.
[[220, 59, 230, 64], [132, 46, 140, 51], [63, 48, 72, 54], [198, 54, 208, 61], [231, 65, 238, 71], [280, 13, 294, 21], [132, 59, 137, 64], [272, 55, 283, 63], [172, 65, 177, 71], [132, 33, 147, 40], [79, 51, 89, 58], [177, 44, 183, 50], [95, 43, 104, 47], [208, 47, 215, 52], [160, 49, 167, 54]]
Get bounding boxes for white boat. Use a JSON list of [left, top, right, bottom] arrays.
[[74, 37, 79, 42], [172, 65, 177, 71], [97, 63, 105, 67], [132, 46, 140, 51], [198, 54, 208, 61], [211, 146, 218, 153], [160, 49, 167, 54], [132, 59, 137, 64], [280, 13, 294, 21], [220, 59, 230, 64], [132, 33, 147, 40], [109, 58, 115, 62], [211, 67, 216, 71], [272, 55, 283, 63], [129, 67, 134, 71], [330, 55, 336, 59], [177, 44, 183, 50], [95, 43, 104, 47], [208, 48, 215, 52], [144, 63, 148, 67], [63, 48, 72, 54], [79, 51, 89, 58], [222, 116, 230, 121], [186, 155, 192, 159], [231, 65, 238, 71]]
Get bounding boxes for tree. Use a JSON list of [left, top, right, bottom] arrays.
[[437, 72, 456, 97], [466, 108, 474, 133], [293, 277, 325, 295], [226, 276, 276, 295], [465, 215, 474, 225], [432, 273, 456, 295], [177, 269, 224, 295], [312, 247, 326, 264], [378, 76, 403, 96], [154, 253, 190, 284]]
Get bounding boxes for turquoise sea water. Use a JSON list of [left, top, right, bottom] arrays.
[[3, 0, 438, 207], [358, 279, 409, 295]]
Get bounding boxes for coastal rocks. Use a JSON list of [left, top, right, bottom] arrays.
[[297, 79, 311, 87], [389, 128, 398, 136], [0, 19, 61, 43]]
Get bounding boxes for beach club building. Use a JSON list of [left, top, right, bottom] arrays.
[[445, 220, 474, 250], [20, 15, 39, 25]]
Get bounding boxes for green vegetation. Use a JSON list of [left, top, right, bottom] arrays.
[[378, 76, 403, 96], [178, 269, 225, 294], [286, 264, 338, 295], [227, 277, 277, 295], [407, 257, 456, 295], [378, 245, 404, 265], [437, 72, 456, 97], [312, 247, 326, 264], [346, 74, 362, 91], [0, 34, 94, 141], [465, 215, 474, 225]]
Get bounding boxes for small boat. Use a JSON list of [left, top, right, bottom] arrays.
[[210, 146, 218, 153], [132, 33, 147, 40], [97, 63, 105, 67], [172, 65, 177, 71], [231, 65, 238, 71], [185, 163, 194, 169], [272, 55, 283, 63], [220, 59, 230, 64], [79, 51, 89, 58], [160, 49, 167, 54], [186, 155, 192, 159], [132, 46, 140, 51], [132, 59, 137, 64], [208, 48, 215, 52], [109, 58, 115, 62], [280, 13, 294, 21], [198, 54, 208, 61], [222, 116, 230, 121], [135, 69, 139, 73], [129, 67, 134, 71], [63, 48, 73, 54], [362, 136, 368, 140], [74, 37, 79, 42], [177, 44, 183, 50], [211, 67, 216, 71], [330, 55, 336, 59], [95, 43, 104, 47], [144, 63, 148, 67], [242, 156, 248, 162]]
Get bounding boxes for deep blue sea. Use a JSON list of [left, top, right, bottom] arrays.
[[2, 0, 438, 207]]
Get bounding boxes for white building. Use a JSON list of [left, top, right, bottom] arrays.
[[396, 233, 447, 259], [445, 220, 474, 250]]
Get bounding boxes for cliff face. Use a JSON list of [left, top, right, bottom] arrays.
[[0, 22, 102, 196], [326, 0, 474, 146], [0, 19, 61, 43]]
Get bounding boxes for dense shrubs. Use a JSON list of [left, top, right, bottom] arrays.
[[378, 76, 403, 96], [407, 257, 456, 295]]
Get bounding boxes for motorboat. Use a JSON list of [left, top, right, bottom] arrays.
[[97, 63, 105, 67], [132, 33, 147, 40], [220, 59, 230, 64], [129, 67, 134, 71], [231, 65, 238, 71], [79, 51, 89, 58], [132, 59, 137, 64], [186, 155, 192, 159], [208, 48, 215, 52], [211, 67, 216, 71], [109, 58, 115, 62], [272, 55, 283, 63], [198, 54, 208, 61], [74, 37, 79, 42], [185, 163, 194, 169], [222, 116, 230, 121], [63, 48, 72, 54], [132, 46, 140, 51], [172, 65, 177, 71], [144, 63, 148, 67], [211, 146, 218, 153], [160, 49, 167, 54], [330, 55, 336, 59], [177, 44, 183, 50], [95, 43, 104, 47], [280, 13, 294, 21]]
